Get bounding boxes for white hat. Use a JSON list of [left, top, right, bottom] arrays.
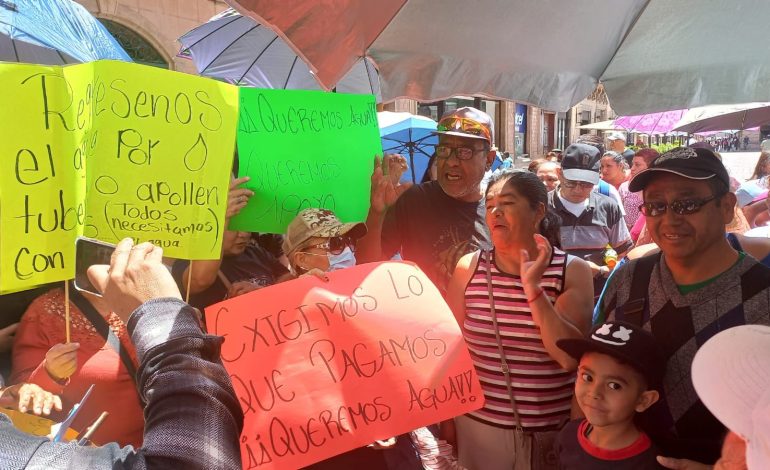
[[691, 325, 770, 469], [606, 131, 626, 141]]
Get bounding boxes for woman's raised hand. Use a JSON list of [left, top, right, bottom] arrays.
[[520, 234, 552, 295]]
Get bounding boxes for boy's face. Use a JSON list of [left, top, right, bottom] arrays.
[[576, 352, 658, 428]]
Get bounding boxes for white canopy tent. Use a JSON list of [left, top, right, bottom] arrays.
[[228, 0, 770, 115]]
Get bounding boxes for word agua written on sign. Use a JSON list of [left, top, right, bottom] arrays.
[[207, 262, 483, 469], [230, 88, 382, 234], [0, 61, 238, 292]]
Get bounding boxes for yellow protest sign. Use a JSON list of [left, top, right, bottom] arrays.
[[83, 61, 237, 255], [0, 64, 88, 293], [0, 61, 238, 293]]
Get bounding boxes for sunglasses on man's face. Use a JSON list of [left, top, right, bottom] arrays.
[[561, 179, 594, 189], [639, 194, 718, 217], [305, 236, 356, 255]]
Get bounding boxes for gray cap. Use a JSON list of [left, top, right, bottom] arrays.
[[560, 143, 601, 184]]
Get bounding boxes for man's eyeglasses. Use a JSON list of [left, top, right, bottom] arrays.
[[561, 179, 594, 189], [639, 195, 719, 217], [304, 236, 356, 255], [435, 144, 487, 161]]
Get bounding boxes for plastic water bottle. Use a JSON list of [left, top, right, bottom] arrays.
[[604, 245, 618, 269]]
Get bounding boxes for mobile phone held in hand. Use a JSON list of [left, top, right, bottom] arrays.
[[74, 237, 116, 297]]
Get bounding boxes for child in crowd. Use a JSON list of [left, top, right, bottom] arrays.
[[555, 322, 665, 469]]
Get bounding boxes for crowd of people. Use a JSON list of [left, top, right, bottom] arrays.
[[706, 135, 745, 153], [0, 106, 769, 469]]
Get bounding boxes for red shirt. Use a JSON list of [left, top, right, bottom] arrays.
[[11, 289, 143, 447]]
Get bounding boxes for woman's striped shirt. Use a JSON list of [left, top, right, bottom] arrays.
[[463, 248, 574, 431]]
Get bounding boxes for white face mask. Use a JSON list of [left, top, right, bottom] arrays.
[[327, 247, 356, 271]]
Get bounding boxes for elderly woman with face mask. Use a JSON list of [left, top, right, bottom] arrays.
[[283, 208, 366, 276]]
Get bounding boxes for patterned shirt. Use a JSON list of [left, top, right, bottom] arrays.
[[597, 254, 770, 463], [618, 180, 643, 230], [548, 190, 632, 266], [463, 249, 574, 431]]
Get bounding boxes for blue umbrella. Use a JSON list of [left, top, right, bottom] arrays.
[[378, 112, 438, 184], [0, 0, 130, 64]]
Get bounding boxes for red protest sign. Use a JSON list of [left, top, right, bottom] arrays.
[[206, 261, 484, 469]]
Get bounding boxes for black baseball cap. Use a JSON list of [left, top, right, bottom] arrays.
[[557, 321, 665, 389], [561, 143, 601, 185], [629, 146, 730, 193]]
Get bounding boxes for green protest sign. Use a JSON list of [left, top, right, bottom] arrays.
[[230, 88, 381, 233], [0, 61, 238, 293]]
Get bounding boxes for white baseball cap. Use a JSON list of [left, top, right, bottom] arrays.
[[691, 325, 770, 469]]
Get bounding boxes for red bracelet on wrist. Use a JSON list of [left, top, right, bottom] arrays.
[[527, 288, 544, 304]]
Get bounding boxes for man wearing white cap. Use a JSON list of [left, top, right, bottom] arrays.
[[595, 147, 770, 467], [607, 131, 635, 167]]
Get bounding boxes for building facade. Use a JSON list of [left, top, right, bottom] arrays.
[[381, 88, 612, 162], [75, 0, 229, 72]]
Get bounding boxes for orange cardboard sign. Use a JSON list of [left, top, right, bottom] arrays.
[[206, 261, 484, 469]]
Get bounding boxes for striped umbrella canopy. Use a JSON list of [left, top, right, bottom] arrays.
[[178, 8, 381, 100], [614, 110, 686, 135]]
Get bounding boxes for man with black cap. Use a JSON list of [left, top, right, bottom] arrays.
[[547, 143, 632, 295], [357, 107, 494, 294], [556, 321, 665, 469], [595, 146, 770, 468]]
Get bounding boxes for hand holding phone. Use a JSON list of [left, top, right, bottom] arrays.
[[74, 237, 117, 297], [86, 238, 182, 321]]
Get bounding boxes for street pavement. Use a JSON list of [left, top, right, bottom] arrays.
[[720, 151, 762, 181]]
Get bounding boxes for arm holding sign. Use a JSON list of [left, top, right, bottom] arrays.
[[356, 156, 412, 264], [180, 177, 254, 295], [10, 304, 76, 395]]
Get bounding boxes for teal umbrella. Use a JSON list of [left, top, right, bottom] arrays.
[[0, 0, 130, 64]]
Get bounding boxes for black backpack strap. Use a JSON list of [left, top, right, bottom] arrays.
[[69, 286, 137, 384], [622, 252, 661, 327]]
